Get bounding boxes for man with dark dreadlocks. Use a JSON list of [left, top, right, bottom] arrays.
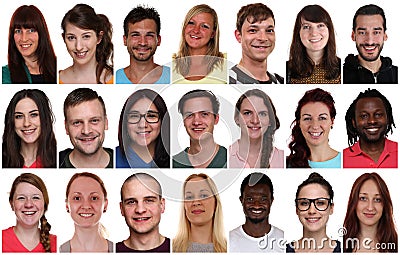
[[343, 88, 397, 168]]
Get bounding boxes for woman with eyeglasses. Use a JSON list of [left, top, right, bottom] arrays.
[[116, 89, 170, 168], [287, 172, 340, 253]]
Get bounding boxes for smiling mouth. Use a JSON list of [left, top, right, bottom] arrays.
[[248, 126, 261, 131], [23, 211, 36, 215], [22, 129, 36, 135], [306, 217, 321, 223], [79, 213, 94, 218], [309, 38, 322, 43], [20, 44, 32, 49], [249, 208, 265, 214], [190, 35, 201, 39], [75, 51, 88, 58], [362, 44, 378, 52], [309, 132, 322, 138], [133, 217, 151, 222], [192, 209, 205, 214], [78, 136, 97, 142]]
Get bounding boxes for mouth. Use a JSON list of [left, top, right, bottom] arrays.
[[364, 213, 376, 218], [252, 44, 272, 50], [190, 35, 201, 40], [192, 209, 205, 214], [22, 211, 37, 215], [247, 126, 261, 130], [136, 131, 151, 136], [79, 213, 94, 218], [78, 136, 98, 142], [192, 128, 205, 133], [74, 51, 88, 59], [361, 44, 378, 53], [364, 126, 381, 134], [309, 38, 322, 43], [248, 208, 266, 215], [133, 217, 151, 222], [308, 131, 323, 138], [305, 217, 321, 223], [22, 128, 36, 135], [20, 43, 33, 49]]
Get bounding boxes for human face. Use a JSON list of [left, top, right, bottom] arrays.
[[183, 97, 219, 142], [296, 184, 333, 234], [184, 12, 215, 55], [300, 102, 333, 148], [66, 176, 108, 228], [235, 17, 275, 63], [120, 178, 165, 235], [184, 177, 216, 227], [11, 182, 45, 228], [65, 99, 108, 156], [236, 96, 270, 141], [356, 179, 383, 229], [14, 27, 39, 60], [241, 183, 272, 224], [299, 19, 329, 55], [127, 98, 161, 149], [352, 14, 387, 62], [124, 19, 160, 62], [353, 97, 387, 144], [14, 98, 41, 146], [63, 23, 101, 66]]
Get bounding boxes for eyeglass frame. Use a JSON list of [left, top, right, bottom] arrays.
[[295, 197, 332, 211], [126, 111, 160, 124]]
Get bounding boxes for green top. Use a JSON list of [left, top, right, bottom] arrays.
[[173, 145, 227, 168], [2, 64, 33, 84]]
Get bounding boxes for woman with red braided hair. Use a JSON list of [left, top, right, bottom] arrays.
[[2, 173, 56, 252]]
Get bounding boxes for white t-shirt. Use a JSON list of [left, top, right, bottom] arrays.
[[229, 225, 284, 253]]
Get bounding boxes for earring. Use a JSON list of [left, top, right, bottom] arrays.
[[331, 126, 333, 129], [67, 209, 70, 213], [103, 209, 106, 213]]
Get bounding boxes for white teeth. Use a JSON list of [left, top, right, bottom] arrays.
[[136, 217, 149, 220], [310, 38, 322, 42], [76, 52, 87, 57], [79, 213, 93, 217], [365, 46, 375, 50], [21, 44, 31, 48], [190, 35, 200, 39], [310, 132, 322, 137], [367, 128, 378, 132], [23, 211, 35, 215], [251, 210, 262, 214], [22, 129, 35, 134]]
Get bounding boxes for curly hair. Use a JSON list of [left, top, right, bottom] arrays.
[[287, 88, 336, 168], [61, 4, 113, 84]]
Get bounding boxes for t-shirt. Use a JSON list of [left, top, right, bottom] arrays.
[[229, 64, 284, 84], [173, 146, 227, 168], [59, 239, 113, 253], [286, 240, 341, 253], [59, 148, 113, 168], [116, 237, 170, 252], [308, 152, 341, 168], [116, 66, 170, 84], [2, 226, 57, 252], [116, 146, 156, 168], [229, 225, 284, 253]]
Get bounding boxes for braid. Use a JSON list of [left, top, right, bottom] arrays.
[[40, 215, 52, 252]]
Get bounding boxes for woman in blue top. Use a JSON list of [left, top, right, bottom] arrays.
[[116, 89, 170, 168], [287, 88, 340, 168], [3, 5, 56, 84]]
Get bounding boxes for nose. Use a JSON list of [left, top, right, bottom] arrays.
[[24, 198, 34, 208], [308, 202, 317, 214], [137, 115, 148, 128], [310, 118, 320, 129], [258, 31, 268, 41], [251, 113, 260, 124], [135, 201, 146, 214], [23, 116, 31, 127], [367, 115, 377, 124], [192, 113, 202, 125], [81, 122, 92, 134], [138, 35, 146, 45], [81, 198, 92, 209], [75, 37, 84, 51], [367, 199, 374, 210], [21, 30, 28, 41]]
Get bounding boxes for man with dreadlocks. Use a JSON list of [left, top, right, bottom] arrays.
[[343, 88, 397, 168]]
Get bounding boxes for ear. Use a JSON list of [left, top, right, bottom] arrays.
[[384, 32, 388, 41], [160, 198, 166, 213], [210, 31, 215, 39], [234, 29, 242, 44], [234, 115, 240, 126], [331, 118, 335, 126], [10, 201, 14, 212], [329, 202, 334, 215], [64, 120, 69, 135], [97, 31, 104, 44], [214, 114, 220, 125], [120, 201, 125, 216], [157, 35, 161, 46], [352, 118, 356, 129], [103, 198, 109, 213], [239, 196, 243, 204], [123, 35, 127, 46], [65, 201, 70, 213], [351, 31, 356, 42], [105, 116, 109, 130]]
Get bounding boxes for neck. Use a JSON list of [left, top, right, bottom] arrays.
[[358, 55, 382, 73], [130, 142, 155, 164], [20, 142, 39, 165], [69, 148, 109, 168], [308, 143, 336, 162], [127, 229, 164, 250], [71, 224, 106, 251], [307, 50, 324, 65], [359, 138, 385, 154], [238, 58, 268, 81], [302, 228, 328, 245], [359, 224, 378, 241], [242, 219, 271, 238], [190, 222, 213, 244], [127, 58, 159, 83], [23, 56, 40, 74]]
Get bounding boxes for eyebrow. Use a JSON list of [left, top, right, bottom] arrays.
[[356, 27, 383, 31], [14, 109, 39, 114]]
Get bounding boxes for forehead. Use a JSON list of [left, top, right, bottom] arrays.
[[15, 182, 42, 195], [190, 12, 214, 23], [130, 98, 157, 112], [185, 177, 212, 192], [66, 99, 104, 118], [15, 98, 38, 111], [360, 179, 379, 193], [243, 16, 274, 28], [301, 102, 330, 115], [298, 183, 329, 198], [355, 14, 384, 28], [240, 96, 268, 111], [243, 183, 271, 195], [65, 22, 96, 34], [122, 178, 160, 198], [355, 97, 385, 111], [183, 97, 213, 113], [69, 176, 104, 194], [128, 19, 157, 32]]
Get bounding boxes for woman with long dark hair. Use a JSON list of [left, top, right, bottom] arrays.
[[343, 173, 397, 252], [116, 89, 170, 168], [2, 89, 56, 168], [59, 4, 113, 84], [287, 88, 340, 168], [2, 5, 56, 84], [287, 5, 340, 84], [230, 89, 283, 168]]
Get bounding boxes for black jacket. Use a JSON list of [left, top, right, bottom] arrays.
[[343, 54, 398, 84]]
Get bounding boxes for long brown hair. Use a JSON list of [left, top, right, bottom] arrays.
[[343, 173, 397, 252]]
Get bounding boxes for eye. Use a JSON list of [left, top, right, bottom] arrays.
[[201, 112, 210, 117], [246, 197, 253, 202], [317, 23, 326, 29], [360, 113, 368, 120], [14, 28, 22, 34], [30, 112, 39, 118], [318, 116, 327, 121], [242, 110, 252, 116], [91, 196, 99, 201], [72, 196, 81, 201], [266, 28, 275, 33], [358, 31, 366, 36], [302, 117, 312, 121], [185, 195, 194, 200], [187, 20, 195, 26], [302, 24, 310, 30], [125, 199, 136, 205], [67, 35, 76, 41], [28, 28, 36, 33], [15, 114, 24, 119], [374, 197, 382, 203], [373, 31, 381, 35], [83, 34, 91, 39], [200, 193, 209, 199], [259, 111, 268, 118], [16, 196, 26, 201], [145, 198, 156, 203], [201, 24, 210, 29], [72, 121, 82, 126], [359, 196, 367, 202], [90, 118, 100, 124], [374, 112, 384, 118]]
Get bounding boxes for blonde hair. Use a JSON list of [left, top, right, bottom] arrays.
[[173, 173, 227, 252], [173, 4, 224, 77]]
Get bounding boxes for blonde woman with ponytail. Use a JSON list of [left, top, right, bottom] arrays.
[[2, 173, 56, 252], [173, 173, 226, 252], [60, 172, 113, 252]]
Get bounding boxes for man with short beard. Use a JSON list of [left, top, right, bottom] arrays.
[[343, 4, 398, 84], [59, 88, 113, 168], [344, 88, 397, 168], [116, 6, 170, 84], [229, 172, 284, 252]]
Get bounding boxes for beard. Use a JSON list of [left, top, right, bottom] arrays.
[[356, 43, 384, 62]]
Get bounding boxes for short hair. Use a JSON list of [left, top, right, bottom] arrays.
[[120, 173, 163, 202], [123, 5, 161, 36], [296, 172, 334, 200], [236, 3, 275, 32], [178, 89, 220, 116], [345, 88, 395, 148], [353, 4, 386, 32], [9, 173, 52, 252], [63, 88, 107, 120], [240, 172, 274, 200]]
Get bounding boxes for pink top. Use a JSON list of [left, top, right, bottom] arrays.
[[229, 140, 284, 168], [2, 226, 57, 252], [343, 139, 398, 168]]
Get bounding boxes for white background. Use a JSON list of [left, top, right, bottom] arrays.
[[1, 0, 400, 253]]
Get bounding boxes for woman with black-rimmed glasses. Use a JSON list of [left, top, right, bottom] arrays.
[[287, 172, 341, 253], [116, 89, 170, 168]]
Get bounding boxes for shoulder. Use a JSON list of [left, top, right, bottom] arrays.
[[2, 65, 11, 83], [59, 240, 71, 253]]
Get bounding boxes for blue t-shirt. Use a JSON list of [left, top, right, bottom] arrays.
[[116, 146, 156, 168], [308, 152, 341, 168], [116, 66, 170, 84]]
